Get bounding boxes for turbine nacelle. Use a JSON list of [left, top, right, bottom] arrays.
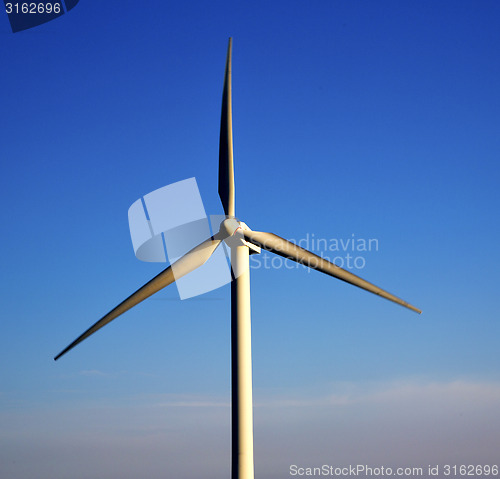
[[219, 217, 241, 237], [219, 218, 261, 255]]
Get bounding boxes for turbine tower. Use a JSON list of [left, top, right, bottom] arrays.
[[55, 38, 421, 479]]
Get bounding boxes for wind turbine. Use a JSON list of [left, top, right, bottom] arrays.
[[55, 38, 421, 479]]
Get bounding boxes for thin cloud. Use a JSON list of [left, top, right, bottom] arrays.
[[79, 369, 109, 377], [2, 379, 499, 478], [157, 400, 230, 408], [254, 379, 500, 409]]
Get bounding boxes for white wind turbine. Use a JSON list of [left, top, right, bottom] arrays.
[[55, 38, 421, 479]]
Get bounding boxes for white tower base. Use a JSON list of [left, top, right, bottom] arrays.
[[231, 243, 254, 479]]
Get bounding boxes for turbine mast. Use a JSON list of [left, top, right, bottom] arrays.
[[231, 243, 254, 479], [219, 38, 255, 479]]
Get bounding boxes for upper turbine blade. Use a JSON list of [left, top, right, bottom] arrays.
[[241, 229, 421, 314], [218, 37, 235, 217], [54, 234, 224, 361]]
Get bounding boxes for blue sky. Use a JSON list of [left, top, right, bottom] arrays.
[[1, 1, 499, 478]]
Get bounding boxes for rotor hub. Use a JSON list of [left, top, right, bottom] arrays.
[[219, 218, 260, 254], [219, 218, 242, 237]]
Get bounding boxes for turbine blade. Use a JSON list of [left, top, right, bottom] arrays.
[[218, 37, 235, 217], [54, 235, 223, 361], [241, 230, 421, 314]]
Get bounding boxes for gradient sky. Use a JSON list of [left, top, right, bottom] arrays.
[[1, 1, 499, 478]]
